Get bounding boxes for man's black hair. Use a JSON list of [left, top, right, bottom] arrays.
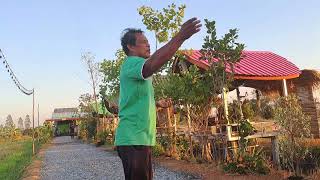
[[121, 28, 144, 55]]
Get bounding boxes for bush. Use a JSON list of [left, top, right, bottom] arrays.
[[261, 104, 274, 119], [228, 100, 255, 122], [96, 131, 109, 146], [274, 95, 311, 177], [152, 142, 165, 157], [78, 118, 97, 141], [260, 98, 275, 119], [223, 148, 270, 175], [242, 102, 255, 120], [176, 136, 190, 160], [228, 101, 242, 122]]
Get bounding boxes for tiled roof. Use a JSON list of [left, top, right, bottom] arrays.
[[183, 50, 300, 80]]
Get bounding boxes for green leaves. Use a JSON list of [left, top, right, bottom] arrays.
[[274, 95, 311, 175], [201, 19, 245, 92], [138, 3, 186, 46], [99, 49, 126, 102]]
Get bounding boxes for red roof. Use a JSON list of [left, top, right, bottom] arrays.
[[183, 50, 300, 80]]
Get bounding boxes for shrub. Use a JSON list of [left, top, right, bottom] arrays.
[[223, 148, 270, 175], [274, 95, 311, 177], [176, 136, 190, 160], [261, 104, 274, 119], [242, 102, 255, 120], [152, 142, 165, 157]]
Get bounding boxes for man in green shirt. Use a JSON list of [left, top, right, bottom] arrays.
[[115, 17, 201, 180]]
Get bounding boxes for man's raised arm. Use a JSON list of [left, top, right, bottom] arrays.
[[142, 17, 201, 78]]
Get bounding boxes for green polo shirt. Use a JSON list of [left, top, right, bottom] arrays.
[[114, 56, 156, 146]]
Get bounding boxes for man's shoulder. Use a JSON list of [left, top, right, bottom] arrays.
[[123, 56, 145, 64]]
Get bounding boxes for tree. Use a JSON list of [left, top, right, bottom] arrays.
[[5, 114, 15, 129], [157, 19, 245, 161], [274, 95, 311, 177], [78, 93, 97, 140], [138, 3, 186, 74], [78, 93, 95, 113], [138, 3, 185, 50], [81, 52, 100, 113], [18, 117, 24, 130], [99, 49, 126, 103], [25, 115, 31, 129]]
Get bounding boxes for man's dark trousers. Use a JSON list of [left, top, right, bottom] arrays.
[[117, 146, 152, 180]]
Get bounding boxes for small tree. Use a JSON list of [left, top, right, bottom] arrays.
[[274, 95, 311, 177], [18, 117, 24, 130], [81, 52, 100, 114], [99, 49, 126, 103], [138, 3, 185, 74], [138, 3, 185, 50], [5, 115, 15, 129], [158, 19, 245, 161], [138, 3, 187, 158], [24, 115, 31, 129], [78, 93, 97, 141]]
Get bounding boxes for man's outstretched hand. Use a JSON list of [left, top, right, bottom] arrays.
[[142, 17, 201, 78], [176, 17, 202, 41]]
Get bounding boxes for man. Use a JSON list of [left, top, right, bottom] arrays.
[[115, 17, 201, 180]]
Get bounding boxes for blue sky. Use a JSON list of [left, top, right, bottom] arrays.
[[1, 0, 319, 125]]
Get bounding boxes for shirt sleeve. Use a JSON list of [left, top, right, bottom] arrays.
[[125, 57, 150, 80]]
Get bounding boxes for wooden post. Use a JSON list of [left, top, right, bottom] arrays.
[[187, 104, 191, 130], [186, 104, 194, 158], [256, 89, 261, 112], [222, 87, 229, 124], [167, 105, 173, 156], [236, 87, 244, 119], [173, 114, 177, 133], [282, 79, 288, 97], [222, 87, 231, 161], [271, 136, 280, 169]]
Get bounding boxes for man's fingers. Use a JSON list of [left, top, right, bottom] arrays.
[[183, 17, 197, 26], [184, 22, 202, 34], [183, 19, 201, 30], [178, 17, 201, 40], [182, 17, 199, 28]]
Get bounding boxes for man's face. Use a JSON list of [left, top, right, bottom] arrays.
[[128, 33, 150, 58]]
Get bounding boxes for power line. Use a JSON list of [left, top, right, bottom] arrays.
[[0, 49, 34, 95], [0, 48, 36, 154]]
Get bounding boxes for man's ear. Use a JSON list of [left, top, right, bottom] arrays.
[[127, 44, 134, 53]]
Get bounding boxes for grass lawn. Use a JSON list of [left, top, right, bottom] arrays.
[[0, 137, 33, 180]]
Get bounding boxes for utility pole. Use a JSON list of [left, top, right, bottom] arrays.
[[0, 49, 35, 154], [38, 103, 40, 127], [32, 89, 35, 155]]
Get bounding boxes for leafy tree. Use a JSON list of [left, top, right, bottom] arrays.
[[18, 117, 24, 130], [78, 93, 97, 140], [5, 114, 15, 129], [138, 3, 186, 74], [24, 115, 31, 129], [99, 49, 126, 103], [156, 20, 245, 161], [138, 3, 186, 49], [274, 95, 311, 177], [79, 93, 95, 113], [201, 19, 245, 97]]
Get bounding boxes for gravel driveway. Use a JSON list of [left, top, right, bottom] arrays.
[[40, 136, 199, 180]]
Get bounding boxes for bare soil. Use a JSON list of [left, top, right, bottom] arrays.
[[154, 156, 288, 180]]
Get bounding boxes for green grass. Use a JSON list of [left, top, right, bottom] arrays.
[[0, 138, 33, 180]]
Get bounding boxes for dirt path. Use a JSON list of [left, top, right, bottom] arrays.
[[39, 136, 199, 180]]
